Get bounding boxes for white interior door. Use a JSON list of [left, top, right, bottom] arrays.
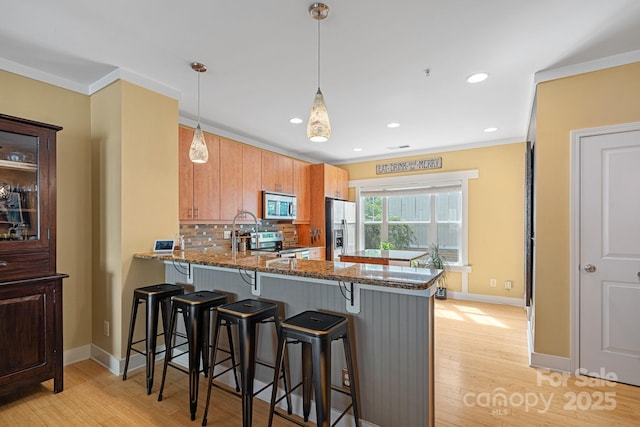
[[579, 125, 640, 386]]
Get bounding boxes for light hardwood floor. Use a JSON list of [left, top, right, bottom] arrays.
[[1, 299, 639, 426], [435, 299, 640, 426]]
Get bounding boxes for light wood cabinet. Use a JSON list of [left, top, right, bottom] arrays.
[[178, 126, 220, 221], [292, 159, 310, 223], [178, 126, 316, 223], [243, 145, 262, 217], [261, 151, 293, 194], [219, 137, 243, 220], [308, 163, 350, 256], [0, 114, 66, 395], [310, 163, 349, 201]]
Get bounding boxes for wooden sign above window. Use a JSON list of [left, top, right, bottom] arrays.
[[376, 157, 442, 175]]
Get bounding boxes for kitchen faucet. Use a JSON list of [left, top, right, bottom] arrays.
[[231, 210, 259, 261]]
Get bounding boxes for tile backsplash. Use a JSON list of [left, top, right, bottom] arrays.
[[179, 222, 298, 252]]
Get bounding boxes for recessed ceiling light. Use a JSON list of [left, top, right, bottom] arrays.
[[387, 145, 411, 150], [353, 148, 363, 152], [484, 127, 498, 132], [289, 117, 303, 124], [387, 122, 400, 128], [466, 72, 488, 83]]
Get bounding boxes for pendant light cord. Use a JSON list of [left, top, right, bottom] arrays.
[[197, 71, 201, 122], [317, 15, 321, 89]]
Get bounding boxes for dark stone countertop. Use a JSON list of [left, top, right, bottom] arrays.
[[134, 250, 441, 291]]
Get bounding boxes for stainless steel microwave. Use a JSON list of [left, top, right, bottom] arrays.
[[262, 191, 297, 220]]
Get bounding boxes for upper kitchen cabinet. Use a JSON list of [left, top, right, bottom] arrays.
[[310, 163, 349, 200], [292, 159, 310, 223], [242, 144, 262, 217], [261, 151, 293, 194], [178, 126, 220, 221], [219, 137, 264, 220], [219, 137, 243, 220]]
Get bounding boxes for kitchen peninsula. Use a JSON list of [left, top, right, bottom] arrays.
[[134, 250, 441, 426]]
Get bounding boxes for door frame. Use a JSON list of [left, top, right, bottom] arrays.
[[570, 120, 640, 372]]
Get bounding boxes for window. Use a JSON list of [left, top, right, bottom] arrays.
[[361, 187, 461, 263], [353, 170, 477, 266]]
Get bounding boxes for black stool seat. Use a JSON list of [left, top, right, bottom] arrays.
[[123, 283, 184, 395], [157, 291, 239, 421], [202, 299, 292, 427], [283, 310, 346, 333], [268, 310, 361, 427]]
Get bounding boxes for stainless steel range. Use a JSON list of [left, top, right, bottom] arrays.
[[248, 231, 310, 259]]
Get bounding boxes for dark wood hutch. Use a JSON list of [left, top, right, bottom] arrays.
[[0, 114, 67, 395]]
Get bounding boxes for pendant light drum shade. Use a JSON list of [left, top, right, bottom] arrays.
[[189, 62, 209, 163], [307, 3, 331, 143]]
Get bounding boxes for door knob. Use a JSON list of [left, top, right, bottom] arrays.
[[584, 264, 596, 273]]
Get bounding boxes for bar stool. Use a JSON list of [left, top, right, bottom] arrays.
[[157, 291, 240, 421], [123, 283, 184, 395], [202, 299, 292, 427], [268, 310, 361, 427]]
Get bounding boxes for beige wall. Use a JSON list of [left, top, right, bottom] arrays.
[[534, 62, 640, 357], [91, 81, 178, 358], [340, 142, 525, 297], [0, 70, 93, 350]]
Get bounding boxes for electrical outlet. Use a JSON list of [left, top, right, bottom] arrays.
[[490, 279, 497, 287], [342, 368, 351, 388], [504, 280, 512, 290], [223, 230, 232, 239], [103, 320, 110, 337]]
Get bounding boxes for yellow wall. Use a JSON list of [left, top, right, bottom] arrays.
[[340, 142, 525, 298], [120, 81, 178, 357], [91, 81, 178, 358], [534, 62, 640, 357], [0, 70, 93, 350]]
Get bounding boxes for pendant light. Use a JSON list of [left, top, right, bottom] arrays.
[[189, 62, 209, 163], [307, 3, 331, 142]]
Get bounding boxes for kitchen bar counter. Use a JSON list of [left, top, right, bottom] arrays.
[[134, 250, 440, 290], [339, 249, 428, 266], [134, 249, 439, 426]]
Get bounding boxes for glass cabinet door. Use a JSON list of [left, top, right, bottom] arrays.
[[0, 129, 42, 243]]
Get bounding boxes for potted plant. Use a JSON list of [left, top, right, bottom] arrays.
[[380, 241, 394, 256], [426, 243, 448, 300]]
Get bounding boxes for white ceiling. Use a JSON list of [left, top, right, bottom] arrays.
[[2, 0, 640, 164]]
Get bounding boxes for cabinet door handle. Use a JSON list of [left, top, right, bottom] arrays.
[[0, 261, 8, 267]]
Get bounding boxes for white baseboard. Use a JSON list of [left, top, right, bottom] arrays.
[[529, 351, 572, 373], [446, 290, 525, 307], [64, 344, 91, 366], [89, 344, 167, 377]]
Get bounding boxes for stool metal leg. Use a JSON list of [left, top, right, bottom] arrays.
[[157, 301, 178, 402], [238, 319, 257, 427], [312, 338, 332, 427], [145, 294, 162, 395], [202, 312, 224, 427], [342, 334, 361, 427], [122, 297, 140, 381], [267, 328, 287, 427], [184, 304, 204, 421], [225, 320, 241, 392], [302, 342, 313, 422]]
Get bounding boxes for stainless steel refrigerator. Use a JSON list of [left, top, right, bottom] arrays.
[[325, 198, 356, 261]]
